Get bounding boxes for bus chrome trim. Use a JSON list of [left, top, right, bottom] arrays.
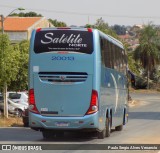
[[40, 114, 83, 117], [39, 72, 88, 84]]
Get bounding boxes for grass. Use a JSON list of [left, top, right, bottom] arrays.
[[0, 115, 23, 127], [129, 87, 160, 93]]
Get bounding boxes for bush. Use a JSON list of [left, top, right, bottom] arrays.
[[134, 76, 147, 89]]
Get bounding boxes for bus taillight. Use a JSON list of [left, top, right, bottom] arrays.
[[87, 28, 92, 32], [29, 89, 39, 114], [86, 90, 98, 115]]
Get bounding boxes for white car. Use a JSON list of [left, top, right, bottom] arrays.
[[0, 98, 28, 117], [7, 91, 28, 105]]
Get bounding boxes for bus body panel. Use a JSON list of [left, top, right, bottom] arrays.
[[30, 53, 94, 116], [33, 73, 93, 116], [31, 53, 94, 74], [100, 66, 128, 127], [29, 112, 99, 130]]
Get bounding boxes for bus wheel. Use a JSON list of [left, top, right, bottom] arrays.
[[42, 130, 55, 139], [115, 124, 123, 131], [97, 118, 110, 139]]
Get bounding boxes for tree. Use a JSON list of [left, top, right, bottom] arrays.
[[134, 23, 160, 89], [85, 24, 92, 28], [94, 17, 109, 32], [111, 24, 127, 35], [48, 19, 67, 27], [8, 40, 29, 91], [92, 18, 119, 39], [9, 12, 43, 17], [0, 34, 20, 117], [128, 52, 141, 76]]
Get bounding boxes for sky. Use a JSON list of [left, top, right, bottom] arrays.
[[1, 0, 160, 26]]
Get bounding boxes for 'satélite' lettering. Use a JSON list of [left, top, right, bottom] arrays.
[[41, 33, 82, 44]]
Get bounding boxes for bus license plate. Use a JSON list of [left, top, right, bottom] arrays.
[[55, 122, 69, 127]]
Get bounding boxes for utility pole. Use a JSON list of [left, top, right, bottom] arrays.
[[0, 14, 8, 118], [88, 16, 90, 25], [0, 15, 4, 34]]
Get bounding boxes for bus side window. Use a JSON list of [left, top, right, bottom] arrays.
[[105, 40, 111, 68], [100, 38, 105, 66], [103, 39, 108, 67]]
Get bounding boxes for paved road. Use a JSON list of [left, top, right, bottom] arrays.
[[0, 92, 159, 153]]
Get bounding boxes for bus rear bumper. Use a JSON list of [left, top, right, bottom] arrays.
[[29, 112, 99, 131]]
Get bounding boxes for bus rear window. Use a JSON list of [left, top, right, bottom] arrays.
[[34, 30, 93, 54]]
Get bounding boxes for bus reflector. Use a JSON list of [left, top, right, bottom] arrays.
[[41, 120, 46, 123], [58, 51, 69, 54], [86, 90, 98, 115], [87, 28, 92, 32], [36, 28, 41, 32], [29, 89, 39, 114]]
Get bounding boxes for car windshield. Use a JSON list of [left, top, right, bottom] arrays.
[[9, 93, 21, 99]]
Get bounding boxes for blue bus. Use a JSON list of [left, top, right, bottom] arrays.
[[29, 27, 128, 139]]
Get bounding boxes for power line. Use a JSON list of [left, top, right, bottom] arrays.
[[1, 4, 160, 19]]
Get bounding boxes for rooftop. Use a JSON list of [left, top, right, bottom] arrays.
[[0, 17, 43, 31]]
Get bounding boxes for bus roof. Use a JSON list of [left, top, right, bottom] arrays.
[[97, 30, 124, 49]]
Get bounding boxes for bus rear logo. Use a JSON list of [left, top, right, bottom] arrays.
[[60, 76, 66, 81]]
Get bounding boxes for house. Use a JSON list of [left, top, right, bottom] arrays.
[[118, 33, 139, 52], [118, 34, 131, 42], [0, 17, 53, 42]]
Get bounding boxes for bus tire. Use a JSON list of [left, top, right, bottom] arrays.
[[97, 128, 106, 139], [115, 124, 123, 131], [97, 118, 110, 139], [106, 118, 111, 137]]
